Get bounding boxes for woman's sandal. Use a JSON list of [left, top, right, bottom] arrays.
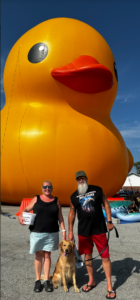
[[82, 284, 96, 292], [106, 290, 116, 299]]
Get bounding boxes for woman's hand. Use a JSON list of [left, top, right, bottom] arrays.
[[18, 197, 37, 226], [62, 231, 67, 240], [18, 214, 25, 225]]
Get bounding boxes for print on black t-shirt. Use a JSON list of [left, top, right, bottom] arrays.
[[71, 185, 107, 236], [77, 191, 96, 213]]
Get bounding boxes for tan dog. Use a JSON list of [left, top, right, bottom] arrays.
[[41, 240, 80, 292], [52, 240, 80, 292]]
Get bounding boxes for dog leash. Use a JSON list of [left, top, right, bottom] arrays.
[[77, 226, 119, 263]]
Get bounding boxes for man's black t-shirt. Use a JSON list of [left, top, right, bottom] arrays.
[[71, 185, 107, 236]]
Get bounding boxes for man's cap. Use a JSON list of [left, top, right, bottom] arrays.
[[76, 170, 87, 179]]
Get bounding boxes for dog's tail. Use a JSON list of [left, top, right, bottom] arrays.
[[41, 274, 53, 281]]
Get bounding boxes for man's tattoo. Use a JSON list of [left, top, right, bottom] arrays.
[[70, 201, 76, 212], [85, 259, 93, 267]]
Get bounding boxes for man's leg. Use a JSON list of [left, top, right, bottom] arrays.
[[92, 233, 116, 298], [78, 235, 96, 292], [82, 253, 96, 292], [102, 257, 115, 298]]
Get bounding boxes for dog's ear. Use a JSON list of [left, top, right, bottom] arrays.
[[58, 241, 63, 249], [72, 242, 75, 249], [69, 241, 75, 249]]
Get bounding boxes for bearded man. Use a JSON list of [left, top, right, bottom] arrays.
[[68, 171, 116, 299]]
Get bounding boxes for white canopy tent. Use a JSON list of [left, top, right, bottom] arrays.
[[123, 173, 140, 191]]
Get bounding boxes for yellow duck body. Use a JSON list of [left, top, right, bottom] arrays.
[[1, 18, 133, 205]]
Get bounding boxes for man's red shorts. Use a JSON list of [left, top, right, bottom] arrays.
[[78, 233, 109, 258]]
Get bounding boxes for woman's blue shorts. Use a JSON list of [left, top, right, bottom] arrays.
[[29, 231, 59, 254]]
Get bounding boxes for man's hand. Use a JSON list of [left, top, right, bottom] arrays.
[[107, 223, 114, 231], [68, 231, 74, 242]]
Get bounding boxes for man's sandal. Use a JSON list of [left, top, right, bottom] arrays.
[[106, 290, 116, 299], [82, 284, 96, 292]]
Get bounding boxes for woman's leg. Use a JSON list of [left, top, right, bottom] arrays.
[[44, 251, 51, 280], [34, 250, 44, 280]]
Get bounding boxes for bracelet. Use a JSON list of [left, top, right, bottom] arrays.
[[62, 229, 66, 232]]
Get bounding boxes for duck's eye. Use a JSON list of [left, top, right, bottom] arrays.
[[28, 43, 48, 63], [114, 62, 118, 82]]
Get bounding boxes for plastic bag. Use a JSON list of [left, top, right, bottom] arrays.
[[73, 244, 84, 268]]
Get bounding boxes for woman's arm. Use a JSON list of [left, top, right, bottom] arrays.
[[57, 199, 66, 240], [18, 196, 37, 225]]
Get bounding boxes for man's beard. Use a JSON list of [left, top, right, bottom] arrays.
[[78, 182, 88, 195]]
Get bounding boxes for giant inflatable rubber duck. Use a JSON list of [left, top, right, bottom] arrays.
[[1, 18, 133, 205]]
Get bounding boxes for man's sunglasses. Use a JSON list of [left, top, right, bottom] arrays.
[[77, 176, 86, 181], [42, 185, 52, 189]]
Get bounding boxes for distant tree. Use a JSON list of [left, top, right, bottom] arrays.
[[133, 161, 140, 174]]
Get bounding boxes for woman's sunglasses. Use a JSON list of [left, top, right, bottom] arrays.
[[42, 185, 52, 189]]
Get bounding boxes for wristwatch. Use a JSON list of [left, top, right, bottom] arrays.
[[107, 220, 113, 224]]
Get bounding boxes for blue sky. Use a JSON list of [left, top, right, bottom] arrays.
[[1, 0, 140, 171]]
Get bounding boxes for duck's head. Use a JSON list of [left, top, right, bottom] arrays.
[[4, 18, 118, 116]]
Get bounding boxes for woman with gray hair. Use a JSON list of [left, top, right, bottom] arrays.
[[18, 180, 66, 293]]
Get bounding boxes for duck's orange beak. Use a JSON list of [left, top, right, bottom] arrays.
[[51, 55, 113, 94]]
